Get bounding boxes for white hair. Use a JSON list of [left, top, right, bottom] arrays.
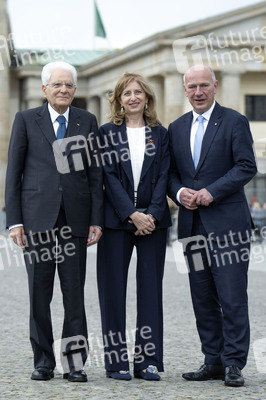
[[41, 61, 77, 86]]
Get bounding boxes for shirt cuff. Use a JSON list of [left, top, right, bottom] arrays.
[[9, 224, 23, 230], [176, 187, 186, 204], [206, 190, 213, 199]]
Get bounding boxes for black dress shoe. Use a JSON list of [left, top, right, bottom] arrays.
[[31, 367, 54, 381], [63, 369, 87, 382], [224, 365, 244, 387], [182, 364, 224, 381]]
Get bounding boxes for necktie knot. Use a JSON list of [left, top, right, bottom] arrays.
[[197, 115, 205, 124], [57, 115, 66, 124], [56, 115, 66, 140]]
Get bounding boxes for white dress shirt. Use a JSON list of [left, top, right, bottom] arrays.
[[48, 103, 69, 137], [126, 126, 146, 206]]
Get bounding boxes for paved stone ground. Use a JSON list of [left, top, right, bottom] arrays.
[[0, 228, 266, 400]]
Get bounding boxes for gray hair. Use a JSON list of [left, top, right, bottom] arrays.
[[183, 65, 216, 86], [41, 61, 77, 86]]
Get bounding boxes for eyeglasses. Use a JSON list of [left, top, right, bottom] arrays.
[[46, 81, 76, 89]]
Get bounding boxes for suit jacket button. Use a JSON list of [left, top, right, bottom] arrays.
[[194, 179, 198, 182], [59, 186, 63, 191], [139, 180, 143, 184], [151, 179, 156, 183]]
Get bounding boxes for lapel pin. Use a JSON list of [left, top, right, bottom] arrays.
[[77, 123, 80, 126], [147, 139, 154, 143], [214, 122, 218, 126]]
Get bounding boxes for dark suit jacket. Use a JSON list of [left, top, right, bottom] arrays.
[[5, 102, 104, 237], [168, 102, 257, 239], [99, 122, 171, 230]]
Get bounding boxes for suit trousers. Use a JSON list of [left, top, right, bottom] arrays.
[[97, 228, 167, 372], [184, 211, 250, 369], [24, 207, 88, 370]]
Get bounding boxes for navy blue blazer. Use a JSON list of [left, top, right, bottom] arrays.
[[168, 102, 257, 239], [5, 102, 104, 236], [99, 122, 172, 230]]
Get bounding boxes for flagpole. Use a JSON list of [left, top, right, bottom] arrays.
[[93, 0, 96, 50]]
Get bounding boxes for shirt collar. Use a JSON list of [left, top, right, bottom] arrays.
[[48, 103, 70, 123], [192, 101, 216, 123]]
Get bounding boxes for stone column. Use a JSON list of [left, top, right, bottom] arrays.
[[0, 0, 11, 209], [221, 72, 241, 112], [87, 96, 100, 123], [164, 72, 184, 126], [22, 77, 43, 110], [148, 76, 164, 123], [100, 93, 109, 125]]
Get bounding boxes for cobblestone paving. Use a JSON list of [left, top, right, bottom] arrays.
[[0, 230, 266, 400]]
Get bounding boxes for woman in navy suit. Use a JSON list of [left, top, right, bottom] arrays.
[[97, 73, 171, 381]]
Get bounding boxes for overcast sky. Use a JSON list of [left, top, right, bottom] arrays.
[[6, 0, 264, 50]]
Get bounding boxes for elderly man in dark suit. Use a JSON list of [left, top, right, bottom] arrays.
[[5, 61, 103, 382], [168, 65, 257, 387]]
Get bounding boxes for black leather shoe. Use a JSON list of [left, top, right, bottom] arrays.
[[63, 369, 87, 382], [182, 364, 224, 381], [224, 365, 244, 387], [31, 367, 54, 381]]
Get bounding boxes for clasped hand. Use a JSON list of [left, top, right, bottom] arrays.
[[129, 211, 155, 236], [180, 188, 213, 210]]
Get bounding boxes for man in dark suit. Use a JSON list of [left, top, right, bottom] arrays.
[[5, 61, 103, 382], [168, 65, 257, 387]]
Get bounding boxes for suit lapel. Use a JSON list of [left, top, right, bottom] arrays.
[[63, 106, 82, 157], [116, 123, 134, 186], [181, 112, 195, 173], [195, 103, 222, 172], [140, 126, 158, 179], [35, 103, 56, 147]]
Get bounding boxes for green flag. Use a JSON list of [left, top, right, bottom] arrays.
[[94, 1, 106, 38]]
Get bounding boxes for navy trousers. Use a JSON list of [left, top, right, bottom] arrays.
[[24, 208, 88, 370], [184, 211, 250, 369], [97, 228, 167, 372]]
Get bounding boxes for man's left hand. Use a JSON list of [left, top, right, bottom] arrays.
[[192, 189, 214, 207], [87, 226, 102, 247]]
